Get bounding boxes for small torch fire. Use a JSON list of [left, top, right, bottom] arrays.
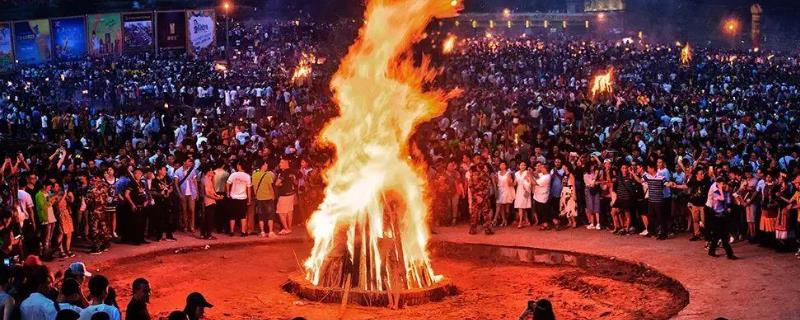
[[291, 53, 314, 83], [590, 68, 614, 98], [304, 0, 461, 293], [442, 35, 456, 55], [680, 43, 692, 65]]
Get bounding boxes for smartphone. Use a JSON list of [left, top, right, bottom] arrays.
[[3, 258, 10, 267]]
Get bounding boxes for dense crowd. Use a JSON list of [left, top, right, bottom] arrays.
[[422, 35, 800, 261], [0, 13, 797, 319]]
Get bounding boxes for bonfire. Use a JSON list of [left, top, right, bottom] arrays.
[[442, 35, 456, 55], [303, 0, 461, 296], [680, 43, 692, 65], [291, 53, 315, 83], [590, 68, 614, 98]]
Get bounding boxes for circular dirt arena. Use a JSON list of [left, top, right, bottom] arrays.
[[96, 240, 687, 320]]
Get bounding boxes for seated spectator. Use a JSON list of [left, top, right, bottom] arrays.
[[78, 275, 120, 320], [0, 267, 14, 320], [125, 278, 151, 320], [55, 310, 80, 320], [58, 278, 87, 313], [20, 265, 57, 320], [183, 292, 212, 320]]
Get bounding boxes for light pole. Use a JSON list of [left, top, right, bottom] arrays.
[[224, 2, 231, 60]]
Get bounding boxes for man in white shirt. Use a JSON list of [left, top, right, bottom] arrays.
[[173, 158, 198, 233], [20, 265, 57, 320], [16, 189, 34, 227], [227, 161, 252, 237], [532, 162, 552, 229], [80, 275, 121, 320]]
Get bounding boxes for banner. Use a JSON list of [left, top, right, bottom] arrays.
[[187, 9, 215, 56], [0, 22, 12, 71], [13, 19, 51, 65], [584, 0, 625, 12], [156, 11, 186, 50], [51, 16, 87, 60], [87, 13, 122, 56], [122, 12, 154, 52]]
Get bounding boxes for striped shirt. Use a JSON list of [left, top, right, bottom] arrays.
[[643, 173, 667, 203], [614, 176, 637, 201]]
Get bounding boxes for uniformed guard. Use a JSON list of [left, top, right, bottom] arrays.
[[469, 163, 494, 235]]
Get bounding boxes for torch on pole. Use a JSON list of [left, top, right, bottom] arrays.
[[224, 2, 232, 60]]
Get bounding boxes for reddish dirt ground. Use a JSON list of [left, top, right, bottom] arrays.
[[98, 242, 684, 320]]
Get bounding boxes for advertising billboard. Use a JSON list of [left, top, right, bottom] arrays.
[[0, 22, 12, 71], [51, 16, 87, 60], [156, 11, 187, 50], [87, 13, 122, 56], [13, 19, 51, 65], [187, 9, 215, 56], [584, 0, 625, 12], [122, 12, 154, 52]]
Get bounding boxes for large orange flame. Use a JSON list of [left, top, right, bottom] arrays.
[[303, 0, 461, 292]]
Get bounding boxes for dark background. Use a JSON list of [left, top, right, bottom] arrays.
[[1, 1, 799, 50]]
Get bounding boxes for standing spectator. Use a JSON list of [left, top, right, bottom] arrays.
[[612, 163, 637, 234], [468, 163, 493, 235], [79, 275, 121, 320], [681, 167, 710, 241], [34, 181, 57, 258], [643, 163, 670, 240], [252, 160, 277, 237], [151, 165, 176, 241], [173, 158, 198, 234], [513, 162, 532, 228], [494, 162, 514, 227], [583, 160, 601, 230], [275, 159, 297, 235], [707, 178, 737, 259], [125, 278, 151, 320], [53, 182, 75, 258], [532, 163, 552, 230], [445, 160, 463, 226], [759, 173, 780, 248], [101, 168, 120, 240], [122, 168, 148, 245], [86, 175, 112, 254], [548, 158, 565, 230], [200, 168, 222, 240], [226, 161, 252, 237]]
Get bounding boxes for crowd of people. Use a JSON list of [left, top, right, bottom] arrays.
[[424, 35, 800, 260], [0, 10, 797, 318]]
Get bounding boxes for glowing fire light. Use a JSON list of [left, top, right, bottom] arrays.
[[291, 53, 314, 82], [590, 68, 614, 98], [303, 0, 461, 292], [680, 43, 692, 65], [442, 35, 456, 54]]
